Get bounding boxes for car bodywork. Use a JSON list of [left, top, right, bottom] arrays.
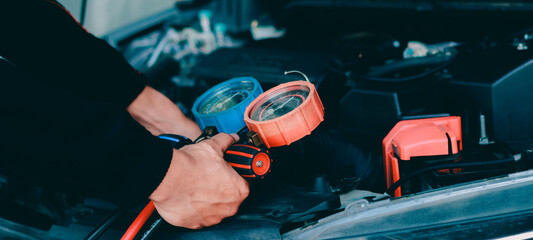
[[1, 0, 533, 239]]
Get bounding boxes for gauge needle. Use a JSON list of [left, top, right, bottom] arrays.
[[217, 92, 241, 109], [268, 96, 296, 115]]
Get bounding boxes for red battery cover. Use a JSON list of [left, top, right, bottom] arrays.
[[382, 116, 462, 197]]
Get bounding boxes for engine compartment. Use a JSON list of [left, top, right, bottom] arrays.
[[1, 1, 533, 239]]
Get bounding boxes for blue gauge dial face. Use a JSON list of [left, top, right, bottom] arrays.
[[249, 85, 310, 121], [198, 81, 256, 115]]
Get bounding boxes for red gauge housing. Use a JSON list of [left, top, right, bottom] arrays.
[[244, 80, 324, 148]]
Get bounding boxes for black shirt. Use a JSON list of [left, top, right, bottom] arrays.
[[0, 0, 172, 205]]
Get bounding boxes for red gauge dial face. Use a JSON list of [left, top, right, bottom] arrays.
[[249, 85, 310, 122]]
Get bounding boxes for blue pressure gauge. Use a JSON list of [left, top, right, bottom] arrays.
[[192, 77, 263, 134]]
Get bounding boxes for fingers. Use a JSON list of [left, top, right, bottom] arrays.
[[158, 203, 239, 229], [203, 215, 224, 227], [180, 217, 222, 229], [201, 133, 239, 157], [229, 133, 240, 142], [237, 180, 250, 198], [152, 132, 247, 230]]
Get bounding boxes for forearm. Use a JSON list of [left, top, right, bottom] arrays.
[[128, 86, 202, 139]]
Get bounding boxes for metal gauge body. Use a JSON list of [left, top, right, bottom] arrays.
[[244, 80, 324, 148], [192, 77, 263, 133]]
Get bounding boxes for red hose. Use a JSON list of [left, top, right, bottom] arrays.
[[121, 201, 155, 240]]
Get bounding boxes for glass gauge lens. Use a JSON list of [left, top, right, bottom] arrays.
[[198, 81, 255, 115], [250, 85, 310, 121]]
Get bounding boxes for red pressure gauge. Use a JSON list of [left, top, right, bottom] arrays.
[[244, 71, 325, 148]]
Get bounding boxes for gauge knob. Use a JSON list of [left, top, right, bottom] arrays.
[[192, 77, 263, 134], [224, 144, 272, 179]]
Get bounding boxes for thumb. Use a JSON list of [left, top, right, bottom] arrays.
[[201, 133, 239, 157]]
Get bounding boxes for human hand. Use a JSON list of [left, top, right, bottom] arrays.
[[127, 86, 202, 139], [150, 133, 249, 229]]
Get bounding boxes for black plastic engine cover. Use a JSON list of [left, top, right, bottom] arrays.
[[193, 47, 330, 86], [451, 46, 533, 152]]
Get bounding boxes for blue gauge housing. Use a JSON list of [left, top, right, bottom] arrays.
[[192, 77, 263, 134]]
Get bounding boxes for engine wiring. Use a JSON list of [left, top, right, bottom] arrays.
[[386, 156, 519, 196], [327, 53, 457, 83], [139, 217, 164, 240], [85, 208, 124, 240], [121, 201, 156, 240]]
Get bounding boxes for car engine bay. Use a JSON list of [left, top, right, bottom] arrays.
[[2, 0, 533, 239]]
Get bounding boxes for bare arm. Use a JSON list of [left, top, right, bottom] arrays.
[[128, 86, 202, 139]]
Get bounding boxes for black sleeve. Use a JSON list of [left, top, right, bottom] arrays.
[[0, 0, 147, 108], [0, 1, 174, 205]]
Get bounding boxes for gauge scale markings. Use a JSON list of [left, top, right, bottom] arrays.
[[192, 77, 263, 134], [249, 86, 310, 122], [198, 81, 255, 115]]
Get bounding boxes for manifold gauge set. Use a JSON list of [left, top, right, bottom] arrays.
[[191, 71, 325, 179]]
